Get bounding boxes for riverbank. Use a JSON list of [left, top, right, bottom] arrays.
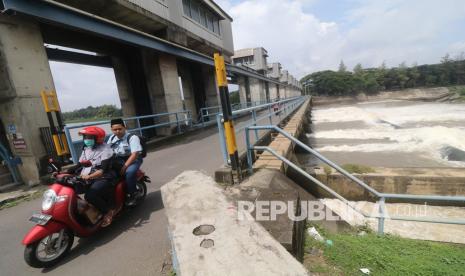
[[313, 86, 465, 106]]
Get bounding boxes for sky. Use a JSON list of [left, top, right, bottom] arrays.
[[50, 0, 465, 111]]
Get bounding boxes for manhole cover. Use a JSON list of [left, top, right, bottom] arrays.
[[193, 225, 215, 236], [200, 239, 214, 248]]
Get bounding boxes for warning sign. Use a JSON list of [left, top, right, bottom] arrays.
[[12, 138, 27, 149]]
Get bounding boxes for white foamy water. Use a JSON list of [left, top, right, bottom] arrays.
[[310, 101, 465, 167], [313, 102, 465, 125]]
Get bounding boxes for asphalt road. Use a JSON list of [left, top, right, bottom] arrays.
[[0, 106, 293, 276]]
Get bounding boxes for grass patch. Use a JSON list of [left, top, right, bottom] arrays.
[[0, 187, 46, 211], [304, 223, 465, 275], [448, 85, 465, 99], [323, 165, 332, 176], [341, 163, 375, 174]]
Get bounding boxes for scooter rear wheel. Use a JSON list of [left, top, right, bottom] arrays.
[[24, 229, 74, 268]]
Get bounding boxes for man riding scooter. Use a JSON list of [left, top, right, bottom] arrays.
[[107, 118, 144, 206], [68, 126, 116, 227]]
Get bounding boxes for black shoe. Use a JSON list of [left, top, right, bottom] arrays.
[[126, 193, 137, 206]]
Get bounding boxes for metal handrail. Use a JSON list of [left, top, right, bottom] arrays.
[[216, 96, 308, 165], [198, 100, 275, 127], [0, 142, 21, 184], [245, 125, 465, 234], [64, 110, 192, 163]]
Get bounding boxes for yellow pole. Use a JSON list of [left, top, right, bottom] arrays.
[[214, 53, 241, 178]]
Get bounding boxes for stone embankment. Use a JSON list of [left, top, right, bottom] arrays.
[[314, 87, 462, 105]]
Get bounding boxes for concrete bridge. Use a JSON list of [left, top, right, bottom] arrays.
[[0, 0, 302, 187]]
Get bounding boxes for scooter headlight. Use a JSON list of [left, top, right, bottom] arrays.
[[42, 189, 57, 211]]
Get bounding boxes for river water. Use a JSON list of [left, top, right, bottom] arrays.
[[304, 100, 465, 168]]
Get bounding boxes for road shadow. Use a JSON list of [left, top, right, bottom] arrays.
[[41, 189, 164, 273]]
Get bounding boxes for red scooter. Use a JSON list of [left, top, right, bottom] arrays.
[[22, 163, 150, 268]]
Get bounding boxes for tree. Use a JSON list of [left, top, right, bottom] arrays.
[[300, 53, 465, 96], [407, 62, 420, 88], [338, 60, 347, 72], [376, 61, 387, 90], [397, 62, 409, 89], [440, 53, 452, 85], [353, 63, 363, 75]]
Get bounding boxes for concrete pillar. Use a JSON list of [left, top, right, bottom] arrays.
[[265, 81, 270, 102], [112, 56, 136, 119], [177, 62, 197, 120], [269, 83, 278, 101], [282, 85, 288, 98], [0, 15, 54, 185], [202, 65, 219, 108], [249, 78, 265, 103], [142, 50, 183, 135], [237, 75, 250, 107]]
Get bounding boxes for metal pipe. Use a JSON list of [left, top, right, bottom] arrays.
[[252, 146, 372, 218], [216, 114, 228, 165], [378, 197, 385, 235], [248, 125, 382, 197]]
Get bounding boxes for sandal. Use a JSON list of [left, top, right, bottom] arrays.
[[101, 210, 115, 227]]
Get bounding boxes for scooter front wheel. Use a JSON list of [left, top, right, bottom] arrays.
[[24, 229, 74, 268]]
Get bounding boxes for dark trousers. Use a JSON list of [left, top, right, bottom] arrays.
[[115, 157, 143, 194], [85, 178, 114, 214]]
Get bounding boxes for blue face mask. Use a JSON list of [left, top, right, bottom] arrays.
[[83, 139, 95, 147]]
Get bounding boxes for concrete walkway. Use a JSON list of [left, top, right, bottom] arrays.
[[0, 105, 300, 275]]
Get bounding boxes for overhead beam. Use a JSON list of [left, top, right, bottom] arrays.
[[1, 0, 283, 85], [45, 47, 113, 68]]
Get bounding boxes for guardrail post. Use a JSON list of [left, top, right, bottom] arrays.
[[378, 197, 386, 235], [252, 110, 259, 141], [188, 111, 193, 128], [245, 127, 253, 174], [175, 113, 181, 133], [201, 109, 205, 127], [64, 126, 78, 164], [136, 118, 143, 136], [216, 114, 229, 165], [268, 105, 273, 125]]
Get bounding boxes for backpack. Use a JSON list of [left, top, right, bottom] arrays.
[[107, 133, 147, 158]]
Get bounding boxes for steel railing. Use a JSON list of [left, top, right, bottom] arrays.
[[217, 96, 308, 165], [0, 142, 21, 184], [245, 125, 465, 234], [198, 100, 271, 127], [64, 110, 192, 163]]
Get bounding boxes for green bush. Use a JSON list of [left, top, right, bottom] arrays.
[[341, 163, 375, 174]]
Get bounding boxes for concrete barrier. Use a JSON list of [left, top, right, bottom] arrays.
[[161, 170, 309, 275], [309, 167, 465, 206], [253, 99, 311, 172]]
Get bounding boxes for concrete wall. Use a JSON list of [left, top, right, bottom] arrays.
[[269, 83, 278, 101], [202, 65, 219, 107], [142, 50, 184, 135], [0, 16, 55, 185], [112, 57, 137, 119], [249, 78, 265, 103], [310, 168, 465, 205], [53, 0, 234, 56], [267, 62, 281, 79], [232, 47, 268, 72], [237, 75, 250, 106]]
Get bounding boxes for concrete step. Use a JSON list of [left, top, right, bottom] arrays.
[[0, 172, 13, 186], [0, 182, 24, 193]]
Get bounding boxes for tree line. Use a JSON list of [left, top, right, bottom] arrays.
[[62, 105, 122, 122], [301, 53, 465, 96]]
